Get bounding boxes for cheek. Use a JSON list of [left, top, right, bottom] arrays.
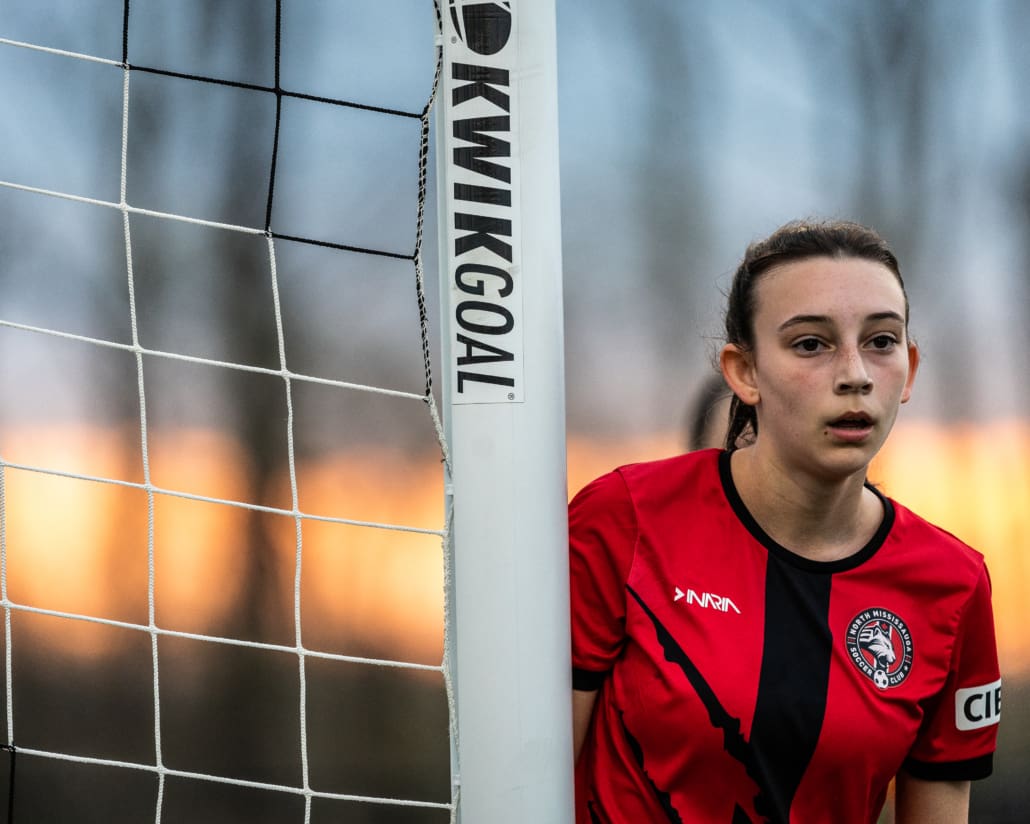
[[871, 356, 912, 394], [759, 359, 819, 400], [757, 367, 813, 420]]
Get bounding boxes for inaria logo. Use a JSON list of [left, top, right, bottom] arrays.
[[448, 1, 513, 55]]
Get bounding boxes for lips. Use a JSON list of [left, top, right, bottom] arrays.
[[829, 411, 873, 428], [827, 412, 875, 443]]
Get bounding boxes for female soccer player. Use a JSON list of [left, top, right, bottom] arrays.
[[569, 221, 1000, 823]]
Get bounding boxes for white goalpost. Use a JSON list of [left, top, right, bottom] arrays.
[[437, 1, 573, 821]]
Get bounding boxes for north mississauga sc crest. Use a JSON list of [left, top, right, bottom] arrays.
[[846, 608, 913, 690]]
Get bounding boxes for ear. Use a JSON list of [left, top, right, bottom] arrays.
[[900, 341, 920, 404], [720, 343, 759, 406]]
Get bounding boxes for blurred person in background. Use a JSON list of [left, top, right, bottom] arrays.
[[685, 371, 732, 452]]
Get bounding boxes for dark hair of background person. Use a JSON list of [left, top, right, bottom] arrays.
[[685, 372, 732, 452]]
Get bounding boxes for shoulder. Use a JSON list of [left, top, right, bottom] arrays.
[[610, 447, 722, 502], [571, 448, 720, 512], [886, 496, 986, 580], [569, 450, 723, 578], [882, 497, 991, 612]]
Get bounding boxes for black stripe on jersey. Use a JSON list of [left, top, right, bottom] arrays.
[[619, 711, 684, 823], [626, 585, 774, 820], [718, 450, 867, 820], [748, 557, 833, 822], [733, 805, 756, 824]]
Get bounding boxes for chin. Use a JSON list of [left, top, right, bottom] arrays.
[[816, 443, 881, 481]]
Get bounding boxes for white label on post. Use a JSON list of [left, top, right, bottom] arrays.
[[442, 2, 524, 404]]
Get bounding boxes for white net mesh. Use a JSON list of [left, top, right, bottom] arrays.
[[0, 2, 455, 821]]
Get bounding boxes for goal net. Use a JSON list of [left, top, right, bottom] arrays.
[[0, 1, 569, 822]]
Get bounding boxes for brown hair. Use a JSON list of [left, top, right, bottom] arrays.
[[722, 219, 909, 451]]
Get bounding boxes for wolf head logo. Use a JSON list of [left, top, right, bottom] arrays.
[[858, 623, 897, 669]]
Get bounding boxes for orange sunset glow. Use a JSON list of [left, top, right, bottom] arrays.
[[2, 420, 1028, 678], [1, 425, 447, 667]]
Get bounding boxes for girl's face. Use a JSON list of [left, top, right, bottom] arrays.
[[740, 255, 918, 480]]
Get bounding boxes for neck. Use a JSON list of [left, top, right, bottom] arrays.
[[729, 445, 882, 562]]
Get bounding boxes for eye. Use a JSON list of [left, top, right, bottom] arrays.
[[792, 337, 826, 354], [867, 334, 899, 351]]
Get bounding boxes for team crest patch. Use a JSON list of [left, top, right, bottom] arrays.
[[846, 608, 913, 690]]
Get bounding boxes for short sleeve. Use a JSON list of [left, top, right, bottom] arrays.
[[569, 469, 638, 691], [903, 563, 1001, 781]]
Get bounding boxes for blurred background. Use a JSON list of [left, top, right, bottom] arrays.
[[1, 0, 1027, 821]]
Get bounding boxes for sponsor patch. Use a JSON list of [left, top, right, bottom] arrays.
[[955, 679, 1002, 731], [846, 608, 913, 690]]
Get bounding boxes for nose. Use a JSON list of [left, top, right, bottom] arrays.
[[835, 346, 873, 395]]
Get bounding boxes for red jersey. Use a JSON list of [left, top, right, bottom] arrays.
[[570, 449, 1000, 824]]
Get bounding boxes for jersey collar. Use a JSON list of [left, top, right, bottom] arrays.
[[717, 449, 895, 573]]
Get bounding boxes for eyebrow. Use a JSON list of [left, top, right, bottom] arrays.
[[777, 311, 906, 332]]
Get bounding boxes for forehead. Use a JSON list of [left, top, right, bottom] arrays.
[[754, 256, 907, 325]]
